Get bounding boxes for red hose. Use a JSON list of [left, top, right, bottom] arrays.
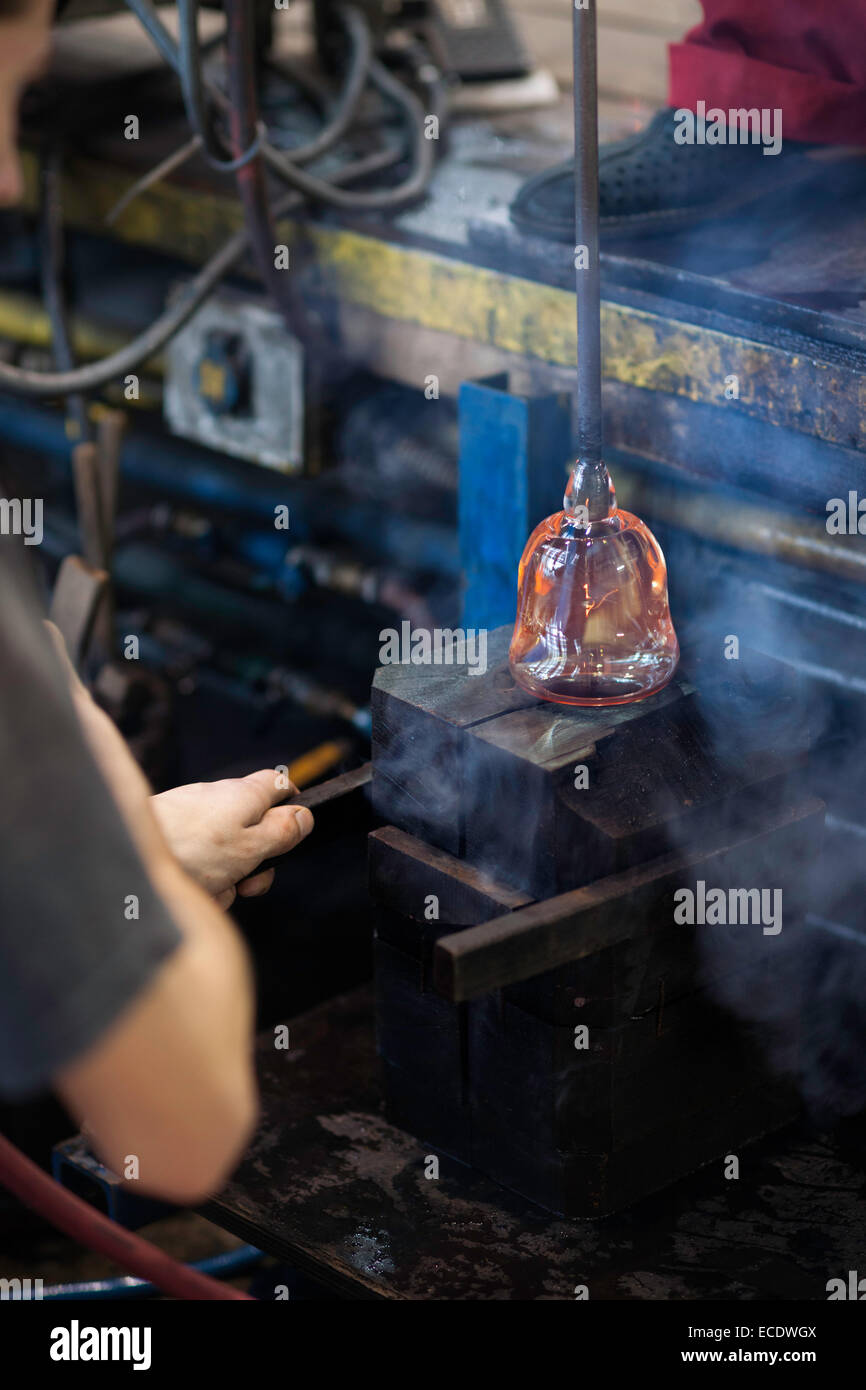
[[0, 1133, 253, 1300]]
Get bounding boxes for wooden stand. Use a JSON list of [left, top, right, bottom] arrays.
[[370, 628, 822, 1216]]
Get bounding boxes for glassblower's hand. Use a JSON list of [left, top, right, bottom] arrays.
[[46, 621, 312, 910], [150, 772, 315, 909]]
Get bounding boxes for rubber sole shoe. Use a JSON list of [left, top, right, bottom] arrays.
[[510, 107, 840, 241]]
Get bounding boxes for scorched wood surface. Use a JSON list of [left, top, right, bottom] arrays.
[[206, 987, 866, 1301]]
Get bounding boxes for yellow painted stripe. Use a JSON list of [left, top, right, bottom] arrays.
[[15, 149, 866, 448]]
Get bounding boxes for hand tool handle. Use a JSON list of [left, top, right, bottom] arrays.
[[256, 762, 371, 874]]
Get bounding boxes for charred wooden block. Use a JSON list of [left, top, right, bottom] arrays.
[[469, 974, 796, 1159], [372, 627, 814, 899], [370, 822, 730, 1027], [369, 824, 532, 936], [370, 624, 823, 1215], [434, 796, 823, 1006], [464, 685, 693, 899], [379, 1056, 470, 1163], [371, 627, 533, 855], [471, 1084, 798, 1218], [459, 800, 817, 1214], [466, 945, 803, 1214], [370, 828, 533, 1163], [373, 937, 471, 1161], [371, 826, 522, 1159], [372, 796, 821, 1214], [464, 662, 810, 900], [369, 823, 532, 993]]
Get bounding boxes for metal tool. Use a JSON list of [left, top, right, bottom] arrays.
[[572, 0, 602, 470], [257, 762, 372, 874], [508, 1, 678, 706]]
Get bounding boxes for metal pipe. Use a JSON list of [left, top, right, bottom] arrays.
[[39, 146, 90, 441], [224, 0, 301, 338], [42, 1245, 263, 1301], [572, 0, 602, 469], [614, 460, 866, 586], [0, 399, 459, 576]]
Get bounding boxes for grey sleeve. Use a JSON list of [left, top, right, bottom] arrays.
[[0, 559, 182, 1099]]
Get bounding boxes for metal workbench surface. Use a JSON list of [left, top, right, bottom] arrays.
[[205, 985, 866, 1301]]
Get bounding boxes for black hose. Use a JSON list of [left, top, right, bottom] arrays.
[[177, 0, 213, 149], [223, 0, 305, 340], [0, 3, 442, 396], [177, 0, 220, 161], [130, 0, 361, 170], [126, 0, 437, 212], [38, 146, 90, 439], [0, 149, 402, 397], [177, 0, 262, 171], [105, 134, 203, 225], [263, 10, 372, 167], [257, 56, 435, 212]]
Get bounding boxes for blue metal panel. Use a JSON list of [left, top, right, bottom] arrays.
[[458, 375, 573, 630]]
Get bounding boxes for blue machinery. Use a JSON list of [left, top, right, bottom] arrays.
[[0, 380, 576, 633], [458, 376, 572, 631]]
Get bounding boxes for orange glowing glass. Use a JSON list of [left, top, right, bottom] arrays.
[[509, 459, 679, 706]]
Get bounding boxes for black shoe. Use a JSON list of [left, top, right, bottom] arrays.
[[510, 107, 821, 241]]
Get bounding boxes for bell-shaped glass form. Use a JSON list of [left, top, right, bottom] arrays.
[[509, 460, 678, 706]]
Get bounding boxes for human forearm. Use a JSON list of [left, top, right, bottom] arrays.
[[48, 630, 259, 1200], [57, 847, 258, 1204], [50, 624, 314, 906]]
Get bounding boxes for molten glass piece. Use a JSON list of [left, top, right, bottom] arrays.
[[509, 460, 679, 706]]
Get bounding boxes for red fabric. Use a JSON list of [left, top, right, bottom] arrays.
[[668, 1, 866, 144]]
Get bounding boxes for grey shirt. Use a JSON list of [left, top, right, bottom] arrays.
[[0, 548, 181, 1098]]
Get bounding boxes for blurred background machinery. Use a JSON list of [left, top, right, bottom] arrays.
[[0, 0, 865, 1062], [2, 0, 866, 1299]]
